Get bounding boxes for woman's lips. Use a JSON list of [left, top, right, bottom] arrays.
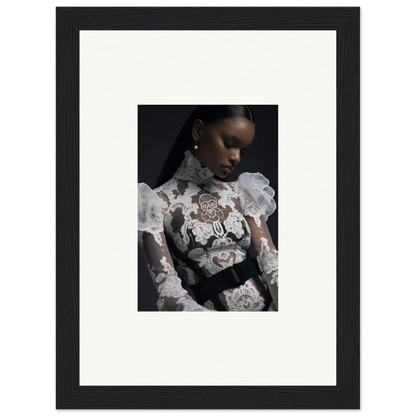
[[222, 166, 233, 173]]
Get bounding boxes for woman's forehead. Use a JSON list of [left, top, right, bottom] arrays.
[[215, 117, 255, 141]]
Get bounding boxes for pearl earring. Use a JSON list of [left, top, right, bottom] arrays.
[[194, 144, 199, 150]]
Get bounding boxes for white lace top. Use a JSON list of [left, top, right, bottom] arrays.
[[138, 150, 279, 311]]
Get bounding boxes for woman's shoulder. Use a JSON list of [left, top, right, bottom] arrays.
[[137, 181, 171, 215], [232, 172, 276, 221], [233, 171, 275, 193], [137, 181, 172, 233], [138, 180, 173, 203]]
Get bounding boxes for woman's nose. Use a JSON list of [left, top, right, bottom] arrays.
[[230, 150, 240, 165]]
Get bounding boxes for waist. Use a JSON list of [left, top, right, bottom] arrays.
[[191, 257, 261, 305]]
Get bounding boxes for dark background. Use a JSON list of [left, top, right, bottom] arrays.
[[138, 105, 279, 311]]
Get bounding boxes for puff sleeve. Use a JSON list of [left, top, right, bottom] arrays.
[[236, 173, 279, 311], [138, 183, 212, 311]]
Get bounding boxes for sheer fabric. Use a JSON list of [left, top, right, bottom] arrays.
[[138, 150, 279, 311]]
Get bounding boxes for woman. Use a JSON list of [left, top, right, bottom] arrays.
[[138, 105, 278, 311]]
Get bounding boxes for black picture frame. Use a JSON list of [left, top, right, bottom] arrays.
[[57, 7, 359, 409]]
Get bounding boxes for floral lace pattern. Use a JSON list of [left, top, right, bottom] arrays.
[[223, 279, 266, 311], [138, 149, 279, 311]]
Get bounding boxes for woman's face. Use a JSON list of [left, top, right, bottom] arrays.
[[190, 116, 255, 178]]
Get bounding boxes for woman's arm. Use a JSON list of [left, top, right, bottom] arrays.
[[245, 214, 279, 310], [139, 229, 213, 311]]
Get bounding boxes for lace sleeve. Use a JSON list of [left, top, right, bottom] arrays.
[[138, 183, 212, 311], [236, 173, 279, 311], [245, 215, 279, 311]]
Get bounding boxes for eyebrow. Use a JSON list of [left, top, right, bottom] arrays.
[[224, 133, 251, 148]]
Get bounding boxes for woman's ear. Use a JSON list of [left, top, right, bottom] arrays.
[[191, 119, 203, 142]]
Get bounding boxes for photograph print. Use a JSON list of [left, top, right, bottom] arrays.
[[138, 105, 279, 312]]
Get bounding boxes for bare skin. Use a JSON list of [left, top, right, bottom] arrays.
[[188, 116, 255, 178]]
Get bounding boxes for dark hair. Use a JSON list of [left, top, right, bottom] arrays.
[[154, 105, 256, 188]]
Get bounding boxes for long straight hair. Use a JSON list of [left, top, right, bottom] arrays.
[[154, 105, 256, 189]]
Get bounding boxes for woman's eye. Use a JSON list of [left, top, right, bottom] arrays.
[[224, 139, 247, 156]]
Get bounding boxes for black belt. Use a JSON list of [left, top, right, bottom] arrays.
[[190, 257, 261, 305]]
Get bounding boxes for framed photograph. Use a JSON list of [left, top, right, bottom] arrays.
[[57, 7, 359, 409]]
